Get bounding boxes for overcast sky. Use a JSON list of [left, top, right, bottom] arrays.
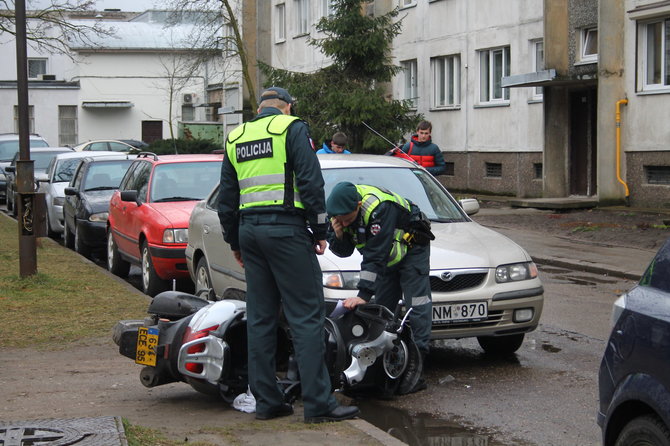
[[26, 0, 157, 12]]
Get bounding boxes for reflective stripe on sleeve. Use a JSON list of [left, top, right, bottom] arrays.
[[360, 270, 377, 282]]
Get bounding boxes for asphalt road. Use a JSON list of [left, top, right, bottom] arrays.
[[1, 202, 631, 445]]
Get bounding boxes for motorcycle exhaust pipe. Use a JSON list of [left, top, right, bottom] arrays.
[[139, 366, 178, 388]]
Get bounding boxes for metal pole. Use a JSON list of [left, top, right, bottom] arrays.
[[15, 0, 37, 277]]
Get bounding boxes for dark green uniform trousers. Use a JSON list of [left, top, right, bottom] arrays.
[[239, 213, 337, 418], [374, 243, 432, 353]]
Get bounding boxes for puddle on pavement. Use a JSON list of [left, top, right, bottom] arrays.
[[356, 400, 528, 446]]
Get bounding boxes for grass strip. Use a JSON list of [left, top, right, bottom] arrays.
[[0, 214, 149, 349]]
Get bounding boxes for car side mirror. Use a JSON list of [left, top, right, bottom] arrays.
[[64, 187, 79, 197], [120, 190, 139, 205], [5, 166, 15, 173], [459, 198, 480, 216]]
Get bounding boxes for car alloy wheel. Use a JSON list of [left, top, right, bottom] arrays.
[[107, 230, 130, 277], [74, 225, 90, 258], [195, 257, 212, 295], [141, 241, 167, 297]]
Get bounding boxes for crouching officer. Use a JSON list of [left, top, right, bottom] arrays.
[[326, 181, 434, 392], [217, 87, 359, 423]]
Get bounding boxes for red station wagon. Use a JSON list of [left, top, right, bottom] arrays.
[[106, 152, 223, 296]]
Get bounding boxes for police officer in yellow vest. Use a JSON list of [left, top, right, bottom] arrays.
[[217, 87, 359, 423], [327, 181, 433, 392]]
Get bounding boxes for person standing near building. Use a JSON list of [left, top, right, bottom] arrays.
[[325, 181, 433, 393], [217, 87, 359, 423], [317, 131, 351, 154], [401, 120, 446, 176]]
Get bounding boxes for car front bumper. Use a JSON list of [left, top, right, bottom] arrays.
[[149, 244, 190, 280], [76, 220, 107, 249]]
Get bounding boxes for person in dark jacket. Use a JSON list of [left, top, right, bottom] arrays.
[[326, 181, 432, 393], [400, 121, 446, 176], [316, 132, 351, 154], [217, 87, 359, 424]]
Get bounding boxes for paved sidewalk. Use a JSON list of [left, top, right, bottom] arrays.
[[475, 206, 658, 281]]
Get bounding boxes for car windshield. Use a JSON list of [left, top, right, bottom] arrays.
[[83, 160, 134, 191], [33, 151, 68, 170], [0, 139, 48, 161], [151, 161, 221, 202], [54, 158, 82, 182], [322, 167, 468, 222]]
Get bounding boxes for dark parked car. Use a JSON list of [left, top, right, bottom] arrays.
[[62, 155, 135, 259], [598, 237, 670, 446], [5, 146, 73, 216]]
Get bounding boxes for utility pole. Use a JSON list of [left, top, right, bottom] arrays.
[[15, 0, 38, 277]]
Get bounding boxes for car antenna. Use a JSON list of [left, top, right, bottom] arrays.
[[362, 121, 397, 149]]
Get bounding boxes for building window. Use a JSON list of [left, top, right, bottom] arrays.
[[444, 162, 455, 176], [322, 0, 335, 17], [640, 18, 670, 90], [579, 27, 598, 63], [295, 0, 310, 36], [401, 59, 418, 108], [485, 162, 502, 178], [533, 162, 543, 179], [479, 46, 510, 103], [400, 0, 416, 7], [222, 23, 235, 54], [58, 106, 77, 146], [13, 105, 34, 133], [275, 3, 286, 42], [182, 105, 195, 121], [532, 40, 544, 98], [431, 54, 460, 108], [645, 166, 670, 185], [27, 58, 47, 79]]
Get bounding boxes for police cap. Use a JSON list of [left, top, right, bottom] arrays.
[[327, 181, 360, 216], [259, 86, 294, 105]]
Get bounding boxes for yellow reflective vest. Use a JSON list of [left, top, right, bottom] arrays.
[[226, 114, 304, 210], [348, 184, 412, 267]]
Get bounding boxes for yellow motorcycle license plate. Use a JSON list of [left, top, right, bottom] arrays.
[[135, 327, 159, 366]]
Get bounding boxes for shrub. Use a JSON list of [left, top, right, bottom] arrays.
[[146, 138, 224, 155]]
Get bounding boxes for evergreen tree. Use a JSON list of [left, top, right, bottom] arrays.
[[260, 0, 420, 153]]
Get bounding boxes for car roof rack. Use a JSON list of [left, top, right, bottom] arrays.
[[136, 152, 159, 160]]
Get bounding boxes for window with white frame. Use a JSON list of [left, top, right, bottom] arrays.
[[401, 59, 418, 108], [478, 46, 510, 103], [58, 106, 77, 146], [222, 23, 235, 54], [275, 3, 286, 42], [431, 54, 460, 108], [27, 58, 47, 79], [579, 27, 598, 63], [400, 0, 416, 7], [640, 18, 670, 90], [322, 0, 335, 17], [13, 105, 34, 133], [295, 0, 310, 36], [532, 40, 544, 98]]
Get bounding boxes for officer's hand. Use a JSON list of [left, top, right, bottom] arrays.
[[315, 239, 326, 255], [330, 217, 344, 239], [343, 297, 366, 310], [233, 250, 244, 268]]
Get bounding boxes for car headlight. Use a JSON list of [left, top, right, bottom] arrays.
[[495, 261, 538, 283], [322, 271, 360, 290], [163, 228, 188, 243], [52, 196, 65, 206], [89, 212, 108, 222], [611, 294, 626, 327]]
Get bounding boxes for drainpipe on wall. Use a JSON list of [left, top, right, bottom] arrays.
[[615, 99, 629, 206]]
